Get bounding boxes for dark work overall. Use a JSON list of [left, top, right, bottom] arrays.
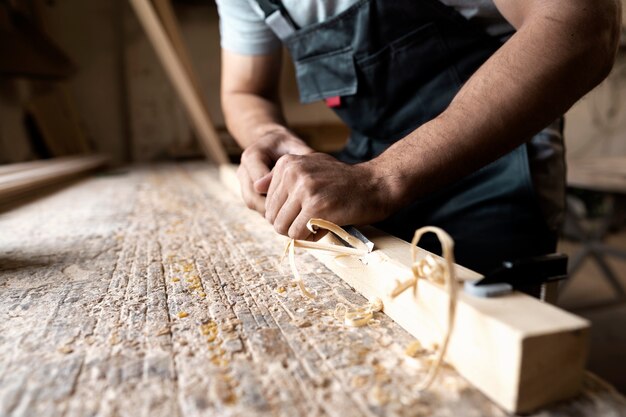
[[256, 0, 557, 274]]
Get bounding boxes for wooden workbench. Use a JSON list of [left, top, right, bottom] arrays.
[[0, 163, 624, 417]]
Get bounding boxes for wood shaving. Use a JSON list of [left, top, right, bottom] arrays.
[[390, 226, 457, 391], [404, 340, 426, 358], [333, 298, 383, 327], [283, 218, 370, 299], [57, 345, 73, 354], [284, 239, 316, 299], [155, 327, 171, 336]]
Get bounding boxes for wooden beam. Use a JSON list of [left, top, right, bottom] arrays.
[[151, 0, 203, 95], [0, 155, 108, 203], [128, 0, 229, 165], [311, 229, 589, 414], [218, 165, 590, 413]]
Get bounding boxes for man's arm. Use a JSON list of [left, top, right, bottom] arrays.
[[262, 0, 621, 239], [376, 0, 622, 206], [221, 49, 314, 214]]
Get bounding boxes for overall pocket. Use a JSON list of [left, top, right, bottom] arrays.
[[294, 47, 358, 104], [343, 22, 461, 141]]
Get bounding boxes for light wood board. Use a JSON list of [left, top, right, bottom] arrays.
[[313, 230, 589, 413]]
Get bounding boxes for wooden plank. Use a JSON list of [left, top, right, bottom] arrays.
[[0, 155, 108, 202], [0, 162, 622, 417], [128, 0, 229, 165], [310, 228, 589, 414], [219, 163, 591, 413], [151, 0, 203, 96]]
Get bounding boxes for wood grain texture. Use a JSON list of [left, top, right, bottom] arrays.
[[0, 163, 624, 417]]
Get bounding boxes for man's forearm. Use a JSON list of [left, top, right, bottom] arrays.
[[370, 0, 621, 209], [222, 92, 288, 149], [221, 49, 291, 149]]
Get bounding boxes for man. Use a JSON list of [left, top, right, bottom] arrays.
[[216, 0, 621, 273]]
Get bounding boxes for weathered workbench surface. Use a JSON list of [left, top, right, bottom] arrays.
[[1, 163, 624, 417]]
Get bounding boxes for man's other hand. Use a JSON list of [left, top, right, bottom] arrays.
[[237, 129, 314, 215]]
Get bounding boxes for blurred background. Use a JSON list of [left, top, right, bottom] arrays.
[[1, 0, 625, 394]]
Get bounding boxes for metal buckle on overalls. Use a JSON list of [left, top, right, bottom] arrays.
[[464, 254, 568, 298], [265, 10, 296, 38], [256, 0, 298, 39]]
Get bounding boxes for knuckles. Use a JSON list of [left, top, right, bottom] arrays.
[[308, 196, 332, 213], [273, 221, 289, 236], [244, 199, 255, 210], [287, 228, 305, 240], [239, 147, 255, 164]]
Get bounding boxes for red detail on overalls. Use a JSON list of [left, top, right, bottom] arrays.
[[325, 96, 341, 108]]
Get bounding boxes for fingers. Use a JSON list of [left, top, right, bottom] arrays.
[[254, 171, 272, 194], [264, 164, 288, 224], [238, 144, 273, 214], [288, 211, 315, 240], [272, 196, 308, 239], [240, 147, 271, 183], [237, 165, 266, 215], [264, 154, 321, 239], [263, 155, 309, 239]]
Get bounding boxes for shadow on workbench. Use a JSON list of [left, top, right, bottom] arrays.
[[558, 230, 626, 394]]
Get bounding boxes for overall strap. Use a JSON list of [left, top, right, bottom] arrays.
[[254, 0, 299, 38]]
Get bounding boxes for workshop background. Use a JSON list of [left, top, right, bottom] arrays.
[[1, 0, 626, 394]]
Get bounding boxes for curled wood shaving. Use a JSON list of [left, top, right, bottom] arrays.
[[334, 298, 383, 327], [390, 226, 457, 391], [284, 239, 316, 299], [283, 219, 369, 299]]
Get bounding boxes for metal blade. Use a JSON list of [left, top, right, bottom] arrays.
[[344, 226, 374, 253]]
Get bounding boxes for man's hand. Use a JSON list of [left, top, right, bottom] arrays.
[[257, 153, 396, 240], [237, 129, 314, 214]]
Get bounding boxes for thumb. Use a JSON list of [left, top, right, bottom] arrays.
[[246, 155, 271, 183], [254, 171, 272, 194]]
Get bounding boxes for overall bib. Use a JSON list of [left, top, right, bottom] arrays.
[[256, 0, 557, 273]]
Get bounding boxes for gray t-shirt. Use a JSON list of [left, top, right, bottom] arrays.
[[215, 0, 565, 231]]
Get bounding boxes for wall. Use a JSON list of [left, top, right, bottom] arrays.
[[124, 2, 340, 162], [0, 80, 34, 163], [41, 0, 128, 164], [565, 52, 626, 161], [0, 0, 128, 165]]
